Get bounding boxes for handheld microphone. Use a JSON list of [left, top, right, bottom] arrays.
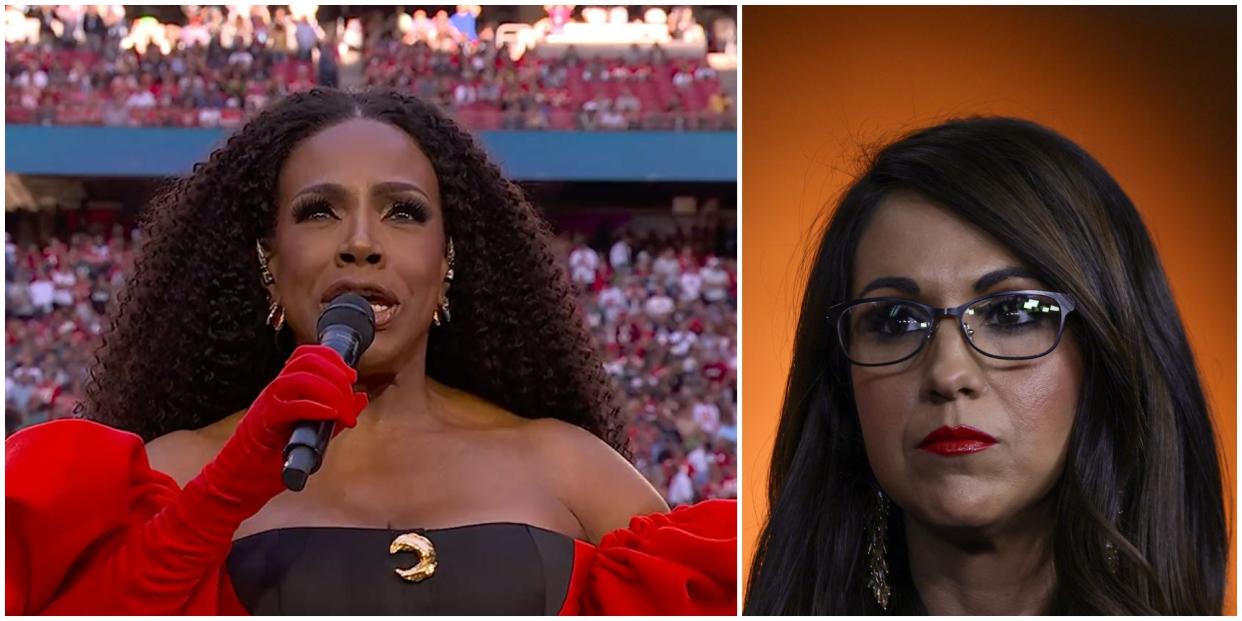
[[282, 292, 375, 491]]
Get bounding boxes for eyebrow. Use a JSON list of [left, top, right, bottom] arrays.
[[371, 181, 431, 201], [294, 181, 431, 202], [858, 266, 1040, 298], [294, 182, 350, 201], [859, 277, 919, 297], [973, 266, 1040, 292]]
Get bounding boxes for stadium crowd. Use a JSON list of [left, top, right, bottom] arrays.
[[5, 226, 134, 435], [5, 5, 736, 131], [555, 227, 738, 505], [5, 221, 737, 506]]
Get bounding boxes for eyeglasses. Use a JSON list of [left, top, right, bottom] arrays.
[[827, 290, 1077, 366]]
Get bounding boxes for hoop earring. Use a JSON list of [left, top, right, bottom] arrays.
[[267, 300, 285, 332], [866, 487, 892, 611]]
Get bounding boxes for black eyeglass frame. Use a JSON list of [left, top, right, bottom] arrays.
[[826, 289, 1078, 367]]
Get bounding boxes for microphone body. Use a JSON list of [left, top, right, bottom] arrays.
[[282, 293, 375, 491]]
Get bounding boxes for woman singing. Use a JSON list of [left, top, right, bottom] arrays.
[[744, 117, 1226, 615], [7, 88, 736, 615]]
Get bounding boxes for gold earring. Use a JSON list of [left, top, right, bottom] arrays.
[[866, 488, 891, 611], [267, 300, 285, 332], [433, 238, 455, 327], [445, 237, 456, 282], [256, 241, 275, 286], [438, 295, 451, 325], [432, 295, 451, 326]]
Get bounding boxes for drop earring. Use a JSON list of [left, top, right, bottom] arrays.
[[257, 241, 283, 332], [256, 241, 275, 286], [1104, 501, 1123, 573], [866, 487, 892, 611], [434, 238, 455, 326]]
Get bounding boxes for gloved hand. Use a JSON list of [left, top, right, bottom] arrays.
[[105, 344, 368, 611], [209, 344, 369, 505]]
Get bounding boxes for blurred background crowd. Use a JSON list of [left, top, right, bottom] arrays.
[[554, 216, 737, 505], [5, 4, 737, 130]]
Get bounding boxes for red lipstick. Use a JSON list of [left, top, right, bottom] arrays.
[[917, 425, 997, 456]]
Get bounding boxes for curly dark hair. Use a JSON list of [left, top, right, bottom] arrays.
[[77, 88, 627, 455]]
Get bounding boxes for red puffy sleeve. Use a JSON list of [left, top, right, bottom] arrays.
[[559, 499, 737, 615], [5, 419, 246, 615]]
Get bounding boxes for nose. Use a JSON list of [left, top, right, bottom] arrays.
[[921, 317, 987, 404], [337, 209, 384, 267]]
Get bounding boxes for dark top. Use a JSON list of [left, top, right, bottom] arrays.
[[226, 523, 576, 615]]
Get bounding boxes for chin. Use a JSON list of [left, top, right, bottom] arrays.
[[354, 349, 396, 377], [354, 334, 420, 377], [907, 480, 1012, 532], [921, 505, 1006, 533]]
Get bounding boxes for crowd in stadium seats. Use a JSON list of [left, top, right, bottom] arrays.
[[5, 227, 135, 433], [555, 228, 738, 504], [5, 222, 737, 505], [5, 5, 735, 131], [5, 5, 325, 127], [361, 7, 732, 131]]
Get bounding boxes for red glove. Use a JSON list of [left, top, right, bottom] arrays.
[[67, 344, 368, 612], [204, 344, 370, 506]]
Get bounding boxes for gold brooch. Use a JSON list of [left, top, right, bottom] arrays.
[[389, 532, 437, 583]]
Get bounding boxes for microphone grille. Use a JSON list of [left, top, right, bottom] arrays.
[[317, 292, 376, 351]]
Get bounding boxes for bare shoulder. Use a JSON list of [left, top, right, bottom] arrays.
[[519, 417, 624, 466], [144, 410, 243, 488], [521, 417, 669, 543]]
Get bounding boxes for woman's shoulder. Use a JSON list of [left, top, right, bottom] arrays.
[[432, 384, 668, 540], [517, 417, 670, 542], [145, 410, 242, 488], [435, 387, 620, 466], [516, 416, 621, 463]]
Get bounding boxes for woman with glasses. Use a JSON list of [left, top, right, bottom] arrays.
[[745, 117, 1226, 615]]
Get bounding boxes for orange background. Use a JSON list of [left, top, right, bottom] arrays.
[[741, 6, 1236, 611]]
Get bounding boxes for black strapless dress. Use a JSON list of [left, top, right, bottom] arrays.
[[226, 523, 575, 615]]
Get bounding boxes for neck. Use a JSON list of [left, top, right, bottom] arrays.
[[904, 501, 1057, 615], [348, 340, 440, 435]]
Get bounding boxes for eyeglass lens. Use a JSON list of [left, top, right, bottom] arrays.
[[840, 292, 1065, 365]]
